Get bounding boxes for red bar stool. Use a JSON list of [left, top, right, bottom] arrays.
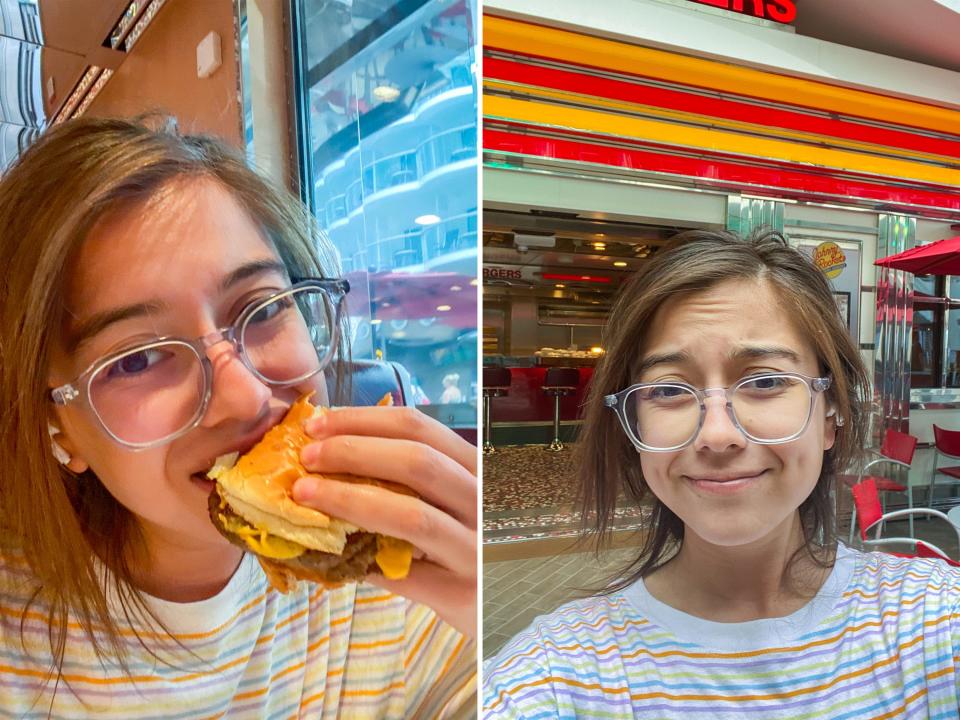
[[929, 425, 960, 505], [542, 367, 579, 452], [482, 366, 511, 455]]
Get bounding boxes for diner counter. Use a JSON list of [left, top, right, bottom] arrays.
[[487, 365, 594, 423]]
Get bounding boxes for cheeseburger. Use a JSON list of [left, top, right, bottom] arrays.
[[206, 393, 413, 592]]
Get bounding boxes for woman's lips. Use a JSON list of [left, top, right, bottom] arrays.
[[686, 470, 767, 495], [191, 472, 216, 494]]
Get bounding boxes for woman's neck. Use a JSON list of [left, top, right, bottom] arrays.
[[643, 513, 834, 623], [123, 522, 244, 603]]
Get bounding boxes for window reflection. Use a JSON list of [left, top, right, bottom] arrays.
[[297, 0, 478, 426]]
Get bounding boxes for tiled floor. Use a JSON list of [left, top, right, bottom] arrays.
[[483, 444, 650, 542]]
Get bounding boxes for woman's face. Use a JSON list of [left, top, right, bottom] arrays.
[[49, 177, 329, 550], [636, 277, 836, 549]]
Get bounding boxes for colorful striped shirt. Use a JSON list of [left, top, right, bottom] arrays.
[[483, 544, 960, 718], [0, 549, 475, 718]]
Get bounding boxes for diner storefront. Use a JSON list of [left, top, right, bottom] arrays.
[[481, 0, 960, 457]]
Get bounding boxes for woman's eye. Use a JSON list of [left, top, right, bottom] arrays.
[[643, 385, 688, 401], [248, 296, 293, 324], [741, 375, 791, 391], [104, 348, 168, 378]]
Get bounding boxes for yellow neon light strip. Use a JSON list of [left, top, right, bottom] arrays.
[[485, 94, 960, 188], [484, 79, 956, 167], [484, 15, 960, 138]]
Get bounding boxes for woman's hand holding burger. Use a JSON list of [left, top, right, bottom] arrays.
[[293, 406, 478, 639]]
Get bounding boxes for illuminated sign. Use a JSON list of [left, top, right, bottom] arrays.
[[685, 0, 797, 25]]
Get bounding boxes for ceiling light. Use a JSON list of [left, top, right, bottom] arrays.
[[613, 261, 627, 267], [415, 214, 441, 225], [393, 330, 406, 338], [370, 319, 382, 325], [373, 85, 401, 102], [437, 305, 452, 312], [470, 278, 478, 286], [590, 347, 604, 354], [592, 242, 606, 250], [555, 283, 565, 288], [450, 285, 462, 291], [382, 302, 391, 307]]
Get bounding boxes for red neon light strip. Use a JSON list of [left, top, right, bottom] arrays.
[[541, 273, 612, 283], [484, 126, 960, 212], [484, 57, 960, 160]]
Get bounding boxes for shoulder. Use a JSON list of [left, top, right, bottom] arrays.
[[839, 546, 960, 644], [0, 543, 40, 600], [482, 593, 641, 716], [847, 546, 960, 602]]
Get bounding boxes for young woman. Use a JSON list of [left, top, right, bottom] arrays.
[[0, 117, 476, 718], [483, 229, 960, 718]]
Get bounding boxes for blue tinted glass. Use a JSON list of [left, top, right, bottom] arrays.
[[298, 0, 478, 428]]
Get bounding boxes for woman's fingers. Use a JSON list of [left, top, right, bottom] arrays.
[[364, 560, 477, 639], [304, 406, 477, 476], [292, 476, 477, 572], [300, 434, 477, 527]]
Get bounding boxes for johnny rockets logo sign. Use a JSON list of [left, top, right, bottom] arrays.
[[685, 0, 797, 24], [812, 242, 847, 280]]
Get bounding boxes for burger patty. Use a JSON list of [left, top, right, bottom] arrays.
[[207, 487, 379, 582]]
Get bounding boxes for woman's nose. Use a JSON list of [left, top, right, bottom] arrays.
[[693, 394, 748, 452], [199, 339, 272, 428]]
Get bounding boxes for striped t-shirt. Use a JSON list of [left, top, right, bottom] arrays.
[[483, 544, 960, 718], [0, 549, 475, 718]]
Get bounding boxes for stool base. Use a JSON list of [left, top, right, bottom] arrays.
[[483, 442, 496, 455], [547, 438, 564, 452]]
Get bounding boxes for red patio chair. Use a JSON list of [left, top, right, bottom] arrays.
[[929, 425, 960, 506], [843, 428, 917, 543], [851, 477, 960, 566]]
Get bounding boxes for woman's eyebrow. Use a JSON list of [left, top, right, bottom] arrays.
[[729, 345, 801, 363], [67, 301, 167, 355], [637, 351, 689, 375], [218, 259, 288, 292], [637, 346, 801, 375]]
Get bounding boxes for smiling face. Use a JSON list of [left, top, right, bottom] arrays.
[[49, 177, 329, 552], [636, 277, 836, 549]]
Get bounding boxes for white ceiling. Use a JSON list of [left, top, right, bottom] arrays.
[[795, 0, 960, 73]]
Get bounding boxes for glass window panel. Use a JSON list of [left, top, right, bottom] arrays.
[[296, 0, 478, 429], [947, 307, 960, 388], [913, 274, 938, 300], [911, 304, 941, 389], [949, 276, 960, 301]]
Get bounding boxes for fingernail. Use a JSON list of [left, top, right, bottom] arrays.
[[301, 442, 322, 467]]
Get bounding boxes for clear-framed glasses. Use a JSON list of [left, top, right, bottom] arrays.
[[50, 278, 349, 450], [604, 372, 832, 452]]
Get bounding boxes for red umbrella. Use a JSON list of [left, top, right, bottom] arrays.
[[874, 235, 960, 275]]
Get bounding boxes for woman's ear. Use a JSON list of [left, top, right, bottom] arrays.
[[823, 407, 843, 451], [47, 422, 90, 474]]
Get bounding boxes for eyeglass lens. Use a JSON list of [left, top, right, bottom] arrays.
[[86, 288, 335, 445], [625, 375, 813, 449]]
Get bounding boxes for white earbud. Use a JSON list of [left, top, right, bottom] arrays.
[[826, 408, 845, 427], [47, 424, 72, 465]]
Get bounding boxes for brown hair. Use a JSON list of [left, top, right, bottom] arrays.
[[577, 228, 869, 591], [0, 116, 347, 704]]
